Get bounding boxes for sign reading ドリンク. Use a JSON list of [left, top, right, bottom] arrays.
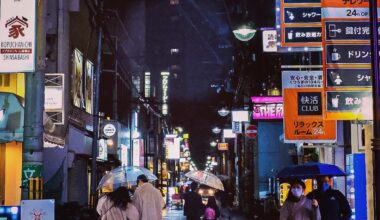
[[0, 0, 36, 73]]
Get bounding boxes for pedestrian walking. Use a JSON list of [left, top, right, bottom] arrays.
[[280, 179, 321, 220], [96, 186, 140, 220], [306, 176, 351, 220], [132, 174, 165, 220], [203, 196, 220, 220], [183, 182, 204, 220]]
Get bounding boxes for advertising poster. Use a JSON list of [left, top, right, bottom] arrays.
[[0, 0, 36, 72], [166, 137, 180, 160], [132, 139, 140, 167], [85, 60, 94, 114], [321, 0, 377, 120], [262, 30, 278, 52], [44, 73, 64, 125], [21, 200, 55, 220], [282, 70, 336, 143], [72, 49, 84, 108]]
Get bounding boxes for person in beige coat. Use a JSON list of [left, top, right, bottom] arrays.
[[280, 179, 321, 220], [97, 186, 140, 220], [132, 174, 165, 220]]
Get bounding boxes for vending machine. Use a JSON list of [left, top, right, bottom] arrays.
[[346, 153, 367, 220]]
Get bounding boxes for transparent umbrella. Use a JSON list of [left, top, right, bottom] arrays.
[[97, 166, 157, 191], [185, 170, 224, 191]]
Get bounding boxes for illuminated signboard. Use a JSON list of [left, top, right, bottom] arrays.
[[161, 72, 170, 115], [251, 96, 283, 120]]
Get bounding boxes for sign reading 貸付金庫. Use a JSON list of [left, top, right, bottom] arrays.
[[0, 0, 36, 73], [325, 21, 378, 41]]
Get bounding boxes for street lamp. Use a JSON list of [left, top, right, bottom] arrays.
[[218, 107, 230, 117], [233, 27, 256, 42], [212, 126, 222, 134], [210, 141, 217, 147]]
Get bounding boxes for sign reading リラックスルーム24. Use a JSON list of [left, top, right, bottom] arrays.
[[0, 0, 36, 73], [321, 0, 377, 120]]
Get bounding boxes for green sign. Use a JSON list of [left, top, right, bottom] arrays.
[[22, 164, 42, 188]]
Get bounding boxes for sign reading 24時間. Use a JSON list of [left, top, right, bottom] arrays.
[[0, 0, 36, 73]]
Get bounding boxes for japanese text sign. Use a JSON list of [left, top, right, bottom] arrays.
[[262, 30, 278, 52], [283, 88, 336, 143], [0, 0, 36, 73], [218, 143, 228, 151], [325, 91, 372, 119], [326, 68, 372, 87], [282, 71, 323, 88]]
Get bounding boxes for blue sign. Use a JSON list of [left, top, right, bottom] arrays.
[[326, 91, 372, 112], [326, 68, 372, 87], [284, 26, 322, 43], [325, 21, 380, 41], [325, 44, 374, 64], [284, 7, 321, 24]]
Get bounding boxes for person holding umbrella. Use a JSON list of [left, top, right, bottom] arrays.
[[280, 178, 321, 220], [184, 182, 204, 220], [306, 176, 351, 220]]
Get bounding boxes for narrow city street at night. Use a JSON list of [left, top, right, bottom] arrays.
[[0, 0, 379, 219]]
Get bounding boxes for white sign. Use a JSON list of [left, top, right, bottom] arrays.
[[103, 123, 116, 137], [263, 30, 278, 52], [232, 110, 249, 122], [120, 144, 128, 166], [45, 87, 63, 109], [132, 139, 140, 166], [223, 129, 236, 139], [167, 137, 180, 159], [161, 72, 170, 115], [282, 71, 323, 88], [97, 139, 107, 161], [21, 199, 55, 220], [0, 0, 36, 72]]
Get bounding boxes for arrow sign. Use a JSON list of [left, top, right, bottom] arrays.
[[245, 125, 258, 139]]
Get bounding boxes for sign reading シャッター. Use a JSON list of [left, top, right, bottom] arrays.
[[282, 70, 336, 143], [0, 0, 36, 73]]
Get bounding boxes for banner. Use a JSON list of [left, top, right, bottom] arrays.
[[85, 60, 94, 114], [0, 0, 36, 73], [72, 49, 84, 108], [283, 71, 336, 143]]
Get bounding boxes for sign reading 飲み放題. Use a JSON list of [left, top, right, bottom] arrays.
[[0, 0, 36, 73]]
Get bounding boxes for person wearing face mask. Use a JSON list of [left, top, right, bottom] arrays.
[[306, 176, 351, 220], [280, 179, 321, 220]]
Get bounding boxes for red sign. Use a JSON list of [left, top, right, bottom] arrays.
[[217, 143, 228, 151], [245, 125, 258, 139]]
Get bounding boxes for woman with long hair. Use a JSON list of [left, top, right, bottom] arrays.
[[97, 187, 139, 220], [204, 196, 220, 220]]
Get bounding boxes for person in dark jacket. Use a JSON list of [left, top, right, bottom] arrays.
[[306, 176, 352, 220], [184, 182, 204, 220]]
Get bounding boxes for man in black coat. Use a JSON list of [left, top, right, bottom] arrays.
[[183, 182, 204, 220], [307, 176, 352, 220]]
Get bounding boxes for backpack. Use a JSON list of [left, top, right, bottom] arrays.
[[204, 207, 216, 220]]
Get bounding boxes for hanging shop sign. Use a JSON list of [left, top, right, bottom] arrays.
[[251, 96, 283, 120], [223, 129, 236, 139], [45, 73, 65, 125], [282, 70, 336, 143], [217, 143, 229, 151], [22, 164, 42, 189], [161, 72, 170, 115], [85, 60, 94, 114], [103, 123, 117, 137], [321, 0, 376, 120], [72, 49, 84, 108], [232, 121, 242, 134], [262, 29, 278, 52], [132, 139, 140, 166], [120, 144, 128, 166], [276, 0, 322, 51], [0, 0, 36, 73], [166, 137, 180, 160], [97, 139, 108, 161]]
